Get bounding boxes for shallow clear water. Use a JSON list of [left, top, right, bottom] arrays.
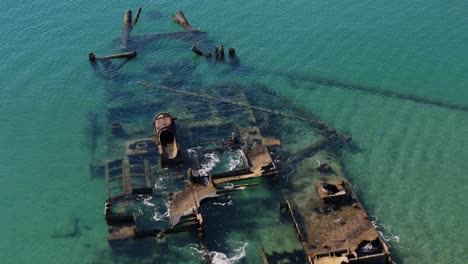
[[0, 0, 467, 263]]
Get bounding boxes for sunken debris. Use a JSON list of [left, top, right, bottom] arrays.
[[171, 11, 198, 32], [88, 50, 137, 62], [103, 112, 280, 247], [168, 125, 279, 227], [277, 151, 393, 264], [152, 113, 181, 166], [104, 154, 153, 246], [121, 8, 142, 49], [88, 8, 395, 263], [191, 45, 237, 62]]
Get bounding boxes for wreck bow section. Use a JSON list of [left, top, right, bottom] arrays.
[[279, 151, 393, 264]]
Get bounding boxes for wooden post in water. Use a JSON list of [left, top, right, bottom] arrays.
[[121, 10, 133, 49], [124, 10, 132, 25], [191, 46, 203, 56], [88, 52, 96, 62], [219, 45, 224, 57], [120, 7, 143, 49], [228, 48, 236, 57], [190, 46, 214, 59], [171, 11, 194, 31], [133, 7, 142, 26], [100, 50, 137, 60], [88, 50, 137, 61]]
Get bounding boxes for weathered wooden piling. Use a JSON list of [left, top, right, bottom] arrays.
[[219, 45, 224, 57], [191, 46, 218, 59], [191, 46, 204, 56], [102, 50, 137, 60], [121, 9, 140, 49], [88, 52, 96, 62], [121, 10, 132, 49], [124, 10, 132, 25], [133, 7, 142, 26], [171, 11, 194, 31], [228, 47, 236, 57], [88, 51, 137, 61]]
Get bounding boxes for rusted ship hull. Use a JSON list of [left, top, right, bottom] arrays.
[[279, 151, 393, 264]]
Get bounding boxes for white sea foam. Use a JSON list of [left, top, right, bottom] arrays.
[[199, 152, 220, 176], [213, 199, 233, 207], [187, 146, 200, 155], [154, 176, 167, 191], [152, 200, 170, 222], [210, 243, 248, 264], [192, 243, 249, 264], [227, 151, 243, 171], [153, 210, 170, 221], [142, 196, 155, 207], [379, 230, 401, 244], [371, 218, 401, 244], [165, 200, 172, 218], [135, 194, 155, 207]]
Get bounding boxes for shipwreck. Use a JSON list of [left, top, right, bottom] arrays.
[[87, 7, 396, 264]]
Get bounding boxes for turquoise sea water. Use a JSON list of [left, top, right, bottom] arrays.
[[1, 0, 467, 263]]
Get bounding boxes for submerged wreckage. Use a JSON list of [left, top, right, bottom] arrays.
[[103, 112, 392, 264], [90, 7, 394, 264], [104, 115, 279, 245], [153, 112, 181, 166], [280, 150, 392, 264]]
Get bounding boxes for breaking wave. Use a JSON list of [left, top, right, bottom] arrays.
[[199, 152, 220, 176], [142, 196, 155, 207], [153, 201, 170, 222], [154, 176, 167, 191], [153, 210, 170, 222], [187, 146, 203, 156], [371, 217, 401, 244], [192, 243, 249, 264], [227, 151, 243, 171]]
